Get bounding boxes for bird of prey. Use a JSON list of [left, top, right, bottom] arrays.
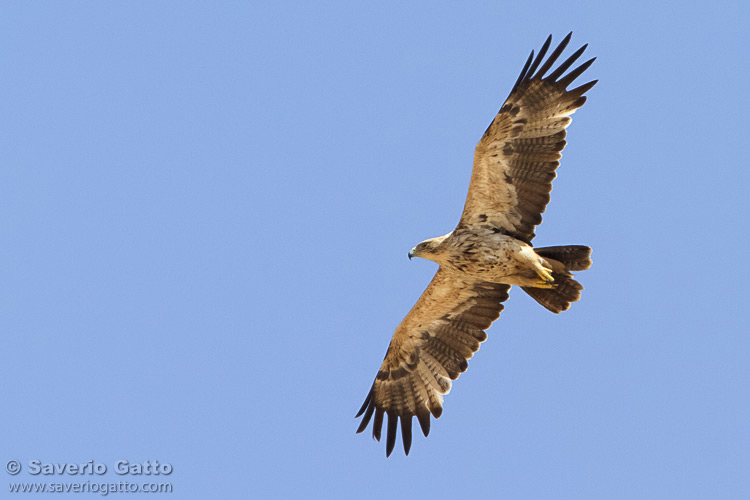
[[355, 33, 597, 457]]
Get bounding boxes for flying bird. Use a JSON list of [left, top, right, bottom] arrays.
[[355, 33, 597, 457]]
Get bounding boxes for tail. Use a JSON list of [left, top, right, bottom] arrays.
[[522, 245, 592, 314]]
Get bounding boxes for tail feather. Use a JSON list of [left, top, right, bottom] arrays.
[[522, 245, 592, 313], [522, 272, 582, 313], [535, 245, 592, 271]]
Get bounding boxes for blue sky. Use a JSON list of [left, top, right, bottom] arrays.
[[2, 1, 748, 499]]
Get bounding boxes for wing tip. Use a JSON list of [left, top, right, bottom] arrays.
[[524, 35, 552, 85], [401, 415, 413, 456], [511, 50, 535, 92], [416, 409, 431, 437], [511, 33, 596, 91], [385, 412, 398, 457], [357, 394, 440, 456], [372, 407, 384, 441], [354, 388, 373, 418]]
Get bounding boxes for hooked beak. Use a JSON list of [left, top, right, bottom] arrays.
[[408, 247, 416, 260]]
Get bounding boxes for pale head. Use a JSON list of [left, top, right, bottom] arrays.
[[408, 234, 450, 262]]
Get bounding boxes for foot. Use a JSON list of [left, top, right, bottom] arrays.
[[536, 266, 555, 284], [532, 279, 557, 289]]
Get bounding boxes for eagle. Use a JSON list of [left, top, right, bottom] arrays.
[[355, 33, 597, 457]]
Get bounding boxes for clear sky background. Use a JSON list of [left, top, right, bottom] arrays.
[[2, 1, 748, 499]]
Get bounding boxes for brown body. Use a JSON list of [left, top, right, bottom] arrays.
[[413, 228, 563, 286]]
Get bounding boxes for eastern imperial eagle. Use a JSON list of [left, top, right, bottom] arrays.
[[355, 33, 597, 456]]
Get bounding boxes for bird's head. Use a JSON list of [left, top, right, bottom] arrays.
[[408, 234, 449, 262]]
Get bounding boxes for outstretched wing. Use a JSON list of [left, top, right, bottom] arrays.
[[458, 33, 597, 243], [356, 269, 510, 456]]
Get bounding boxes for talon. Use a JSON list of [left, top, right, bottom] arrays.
[[533, 280, 557, 289], [537, 266, 554, 283]]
